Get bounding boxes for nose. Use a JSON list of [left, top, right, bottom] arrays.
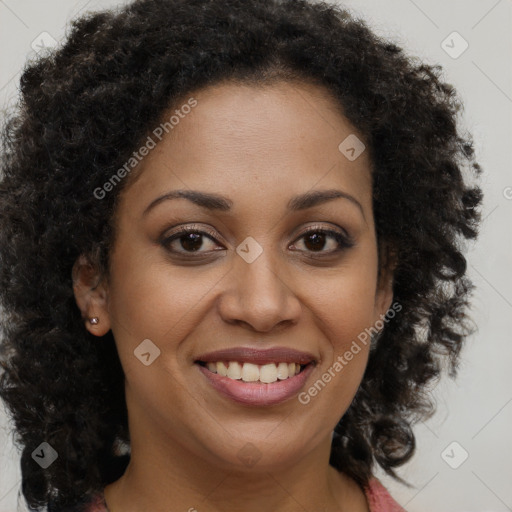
[[217, 248, 302, 333]]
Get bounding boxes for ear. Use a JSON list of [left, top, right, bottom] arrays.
[[72, 254, 111, 336], [373, 241, 398, 319]]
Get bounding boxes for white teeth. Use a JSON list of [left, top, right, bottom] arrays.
[[260, 363, 278, 383], [276, 362, 289, 380], [241, 362, 260, 382], [216, 361, 228, 377], [227, 361, 242, 380], [203, 361, 305, 383]]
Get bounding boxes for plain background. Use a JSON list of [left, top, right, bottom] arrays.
[[0, 1, 511, 511]]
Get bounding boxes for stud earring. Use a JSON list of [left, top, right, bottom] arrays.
[[88, 317, 99, 325]]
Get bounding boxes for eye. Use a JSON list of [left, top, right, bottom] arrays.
[[290, 225, 355, 255], [160, 225, 222, 255]]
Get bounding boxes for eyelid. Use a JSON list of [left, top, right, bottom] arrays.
[[160, 223, 220, 243]]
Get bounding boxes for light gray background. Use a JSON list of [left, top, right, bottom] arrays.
[[0, 1, 511, 511]]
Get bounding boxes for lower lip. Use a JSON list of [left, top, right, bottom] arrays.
[[197, 363, 315, 406]]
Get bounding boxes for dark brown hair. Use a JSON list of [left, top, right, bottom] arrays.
[[0, 0, 482, 509]]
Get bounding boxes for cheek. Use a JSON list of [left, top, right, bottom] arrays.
[[105, 243, 218, 371], [105, 253, 215, 427], [300, 287, 373, 424], [303, 248, 378, 405], [316, 250, 380, 351]]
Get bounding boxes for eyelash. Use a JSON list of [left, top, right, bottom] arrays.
[[160, 224, 355, 258]]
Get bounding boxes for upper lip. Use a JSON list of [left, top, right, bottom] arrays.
[[195, 347, 316, 366]]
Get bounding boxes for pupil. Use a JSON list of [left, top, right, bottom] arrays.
[[181, 233, 202, 252], [305, 233, 325, 251]]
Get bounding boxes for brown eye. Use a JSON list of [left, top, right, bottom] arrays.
[[291, 227, 354, 255], [161, 226, 222, 254]]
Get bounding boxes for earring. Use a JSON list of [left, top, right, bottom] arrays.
[[88, 317, 99, 325]]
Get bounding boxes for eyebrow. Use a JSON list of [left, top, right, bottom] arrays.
[[143, 188, 365, 219]]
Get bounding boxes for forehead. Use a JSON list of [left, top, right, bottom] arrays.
[[119, 80, 373, 217]]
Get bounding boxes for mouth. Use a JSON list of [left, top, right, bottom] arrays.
[[196, 360, 311, 383], [194, 347, 317, 406]]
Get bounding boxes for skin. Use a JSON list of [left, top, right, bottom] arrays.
[[73, 80, 395, 512]]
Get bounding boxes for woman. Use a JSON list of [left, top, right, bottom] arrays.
[[0, 0, 483, 510]]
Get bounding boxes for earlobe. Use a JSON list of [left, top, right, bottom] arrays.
[[72, 254, 111, 336]]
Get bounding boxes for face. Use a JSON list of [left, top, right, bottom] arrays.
[[76, 80, 394, 472]]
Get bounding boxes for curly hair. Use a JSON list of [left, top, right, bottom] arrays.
[[0, 0, 483, 509]]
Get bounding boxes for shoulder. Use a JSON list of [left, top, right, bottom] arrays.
[[364, 478, 407, 512]]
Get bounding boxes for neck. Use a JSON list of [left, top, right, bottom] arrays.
[[103, 387, 370, 512], [104, 430, 369, 512]]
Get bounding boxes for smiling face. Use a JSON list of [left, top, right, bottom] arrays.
[[76, 80, 394, 473]]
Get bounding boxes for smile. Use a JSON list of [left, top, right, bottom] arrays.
[[197, 361, 305, 383], [194, 346, 317, 406]]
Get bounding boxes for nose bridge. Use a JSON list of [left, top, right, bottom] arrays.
[[240, 246, 282, 294], [218, 236, 301, 331], [235, 236, 287, 303]]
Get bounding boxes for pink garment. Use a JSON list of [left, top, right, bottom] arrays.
[[365, 478, 407, 512], [84, 478, 405, 511]]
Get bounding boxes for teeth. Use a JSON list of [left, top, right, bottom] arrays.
[[227, 361, 242, 380], [241, 362, 260, 382], [276, 362, 289, 380], [216, 361, 228, 377], [204, 361, 305, 383], [260, 363, 278, 383]]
